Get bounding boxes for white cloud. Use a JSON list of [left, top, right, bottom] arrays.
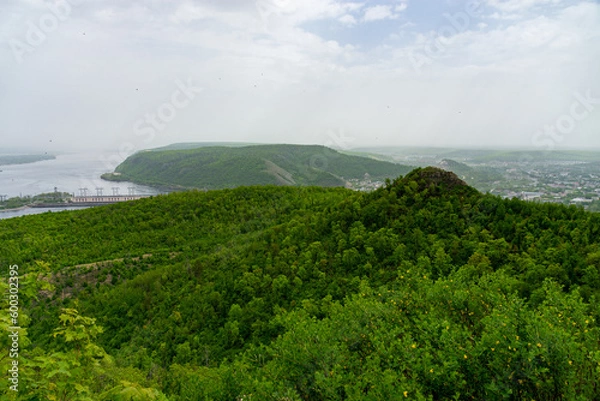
[[487, 11, 523, 20], [170, 2, 214, 24], [257, 0, 364, 25], [94, 5, 157, 25], [339, 14, 358, 25], [485, 0, 564, 13], [0, 0, 599, 151], [17, 0, 47, 9], [363, 5, 397, 22], [395, 3, 408, 13]]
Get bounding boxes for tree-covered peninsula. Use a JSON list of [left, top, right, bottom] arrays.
[[101, 144, 413, 190]]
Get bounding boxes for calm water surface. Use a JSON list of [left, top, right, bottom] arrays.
[[0, 206, 92, 220], [0, 152, 160, 219]]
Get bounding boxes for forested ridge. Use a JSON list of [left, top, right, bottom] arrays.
[[101, 144, 413, 190], [2, 167, 600, 400]]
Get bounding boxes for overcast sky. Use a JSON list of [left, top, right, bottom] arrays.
[[1, 0, 599, 154]]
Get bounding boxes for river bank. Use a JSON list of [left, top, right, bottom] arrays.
[[0, 206, 92, 220], [0, 152, 161, 199], [0, 205, 30, 213]]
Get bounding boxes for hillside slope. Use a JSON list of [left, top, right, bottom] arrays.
[[102, 144, 413, 190], [2, 168, 600, 400], [437, 158, 504, 190]]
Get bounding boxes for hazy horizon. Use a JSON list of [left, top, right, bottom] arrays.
[[1, 0, 599, 155], [5, 141, 600, 157]]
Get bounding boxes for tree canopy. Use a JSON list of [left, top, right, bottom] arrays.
[[2, 168, 600, 400]]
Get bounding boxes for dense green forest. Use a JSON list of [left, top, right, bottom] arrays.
[[101, 144, 413, 190], [2, 167, 600, 400]]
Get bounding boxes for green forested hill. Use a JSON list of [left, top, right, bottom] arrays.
[[150, 142, 259, 151], [2, 167, 600, 400], [437, 159, 504, 191], [102, 144, 413, 190]]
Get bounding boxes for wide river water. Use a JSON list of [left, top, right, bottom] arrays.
[[0, 152, 160, 219]]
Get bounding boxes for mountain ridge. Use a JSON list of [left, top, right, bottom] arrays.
[[101, 144, 414, 190]]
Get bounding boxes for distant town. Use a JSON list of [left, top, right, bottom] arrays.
[[484, 160, 600, 206], [349, 148, 600, 212]]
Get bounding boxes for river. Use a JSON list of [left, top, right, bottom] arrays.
[[0, 206, 93, 220], [0, 152, 160, 219]]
